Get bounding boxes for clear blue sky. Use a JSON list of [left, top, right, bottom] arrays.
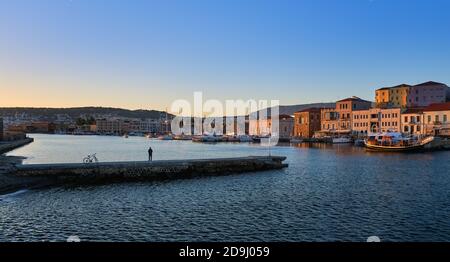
[[1, 0, 450, 110]]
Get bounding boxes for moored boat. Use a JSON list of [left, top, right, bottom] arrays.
[[192, 134, 222, 143], [364, 132, 434, 152], [157, 134, 173, 140], [332, 137, 352, 144]]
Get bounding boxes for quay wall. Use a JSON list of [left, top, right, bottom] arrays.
[[11, 156, 288, 184], [0, 138, 34, 155]]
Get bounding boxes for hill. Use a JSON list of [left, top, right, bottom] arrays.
[[0, 107, 171, 120]]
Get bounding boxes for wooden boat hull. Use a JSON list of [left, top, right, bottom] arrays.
[[364, 137, 434, 152]]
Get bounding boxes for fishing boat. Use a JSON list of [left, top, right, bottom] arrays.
[[364, 132, 434, 152]]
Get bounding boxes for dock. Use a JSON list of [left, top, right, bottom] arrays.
[[8, 156, 288, 186]]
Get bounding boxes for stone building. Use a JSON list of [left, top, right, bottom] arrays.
[[352, 108, 402, 135], [423, 102, 450, 136], [293, 108, 321, 138], [321, 97, 372, 134]]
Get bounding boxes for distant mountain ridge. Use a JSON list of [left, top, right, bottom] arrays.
[[0, 107, 171, 120], [0, 103, 335, 121]]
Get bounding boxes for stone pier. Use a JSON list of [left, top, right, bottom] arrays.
[[8, 156, 288, 186]]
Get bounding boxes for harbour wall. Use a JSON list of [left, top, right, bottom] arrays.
[[9, 156, 288, 185], [0, 138, 34, 155]]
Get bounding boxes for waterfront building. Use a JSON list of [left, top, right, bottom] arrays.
[[401, 108, 424, 135], [375, 87, 390, 108], [293, 108, 321, 138], [376, 81, 449, 109], [96, 118, 164, 135], [423, 102, 450, 137], [353, 108, 402, 135], [320, 97, 372, 135], [408, 81, 449, 108], [6, 121, 55, 134], [375, 84, 410, 108], [249, 114, 294, 139], [96, 119, 123, 134], [140, 119, 161, 134]]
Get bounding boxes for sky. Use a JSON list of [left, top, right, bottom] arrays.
[[1, 0, 450, 110]]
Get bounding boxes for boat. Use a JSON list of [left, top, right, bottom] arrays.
[[224, 135, 240, 142], [364, 132, 434, 152], [173, 134, 192, 140], [238, 135, 254, 142], [192, 134, 222, 143], [332, 137, 352, 144], [157, 134, 173, 140], [354, 139, 365, 147], [290, 137, 303, 144]]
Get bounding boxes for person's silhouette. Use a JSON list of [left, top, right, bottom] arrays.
[[148, 147, 153, 161]]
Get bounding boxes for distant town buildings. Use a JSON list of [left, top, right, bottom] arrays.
[[7, 121, 56, 134], [96, 118, 168, 135], [1, 80, 449, 140]]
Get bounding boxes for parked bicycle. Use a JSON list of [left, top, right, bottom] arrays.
[[83, 153, 98, 164]]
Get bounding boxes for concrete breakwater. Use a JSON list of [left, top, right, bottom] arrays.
[[0, 138, 34, 154], [8, 156, 288, 186]]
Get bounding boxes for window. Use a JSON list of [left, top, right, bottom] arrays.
[[435, 115, 439, 122], [428, 115, 431, 123], [444, 115, 448, 123]]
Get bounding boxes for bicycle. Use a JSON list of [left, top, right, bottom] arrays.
[[83, 153, 99, 164]]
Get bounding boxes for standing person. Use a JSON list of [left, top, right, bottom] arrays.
[[148, 146, 153, 161]]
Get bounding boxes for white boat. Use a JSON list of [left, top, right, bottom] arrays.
[[332, 137, 352, 144], [192, 134, 222, 143]]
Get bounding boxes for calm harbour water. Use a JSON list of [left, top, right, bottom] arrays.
[[1, 134, 450, 242]]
